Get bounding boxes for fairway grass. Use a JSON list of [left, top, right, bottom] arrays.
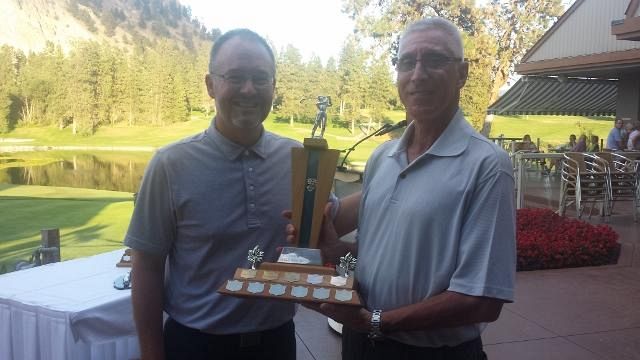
[[0, 112, 617, 272], [0, 184, 133, 273], [489, 115, 615, 148]]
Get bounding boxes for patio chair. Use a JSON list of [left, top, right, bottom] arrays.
[[559, 152, 610, 220], [596, 152, 639, 222]]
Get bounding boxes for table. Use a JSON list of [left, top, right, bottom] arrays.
[[0, 249, 139, 360]]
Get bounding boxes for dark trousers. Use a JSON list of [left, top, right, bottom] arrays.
[[342, 327, 487, 360], [164, 318, 296, 360]]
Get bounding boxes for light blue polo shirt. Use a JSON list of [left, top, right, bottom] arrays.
[[356, 109, 516, 347], [125, 119, 299, 334]]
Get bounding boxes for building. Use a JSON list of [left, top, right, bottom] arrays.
[[488, 0, 640, 123]]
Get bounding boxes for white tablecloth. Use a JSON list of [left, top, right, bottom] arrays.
[[0, 249, 139, 360]]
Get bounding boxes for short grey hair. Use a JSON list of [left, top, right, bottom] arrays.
[[399, 17, 464, 59]]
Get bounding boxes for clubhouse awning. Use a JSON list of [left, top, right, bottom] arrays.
[[487, 76, 617, 116]]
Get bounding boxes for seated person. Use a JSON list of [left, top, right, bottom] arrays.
[[627, 121, 640, 150], [518, 134, 539, 152], [565, 134, 577, 150], [586, 135, 599, 152], [571, 134, 587, 152]]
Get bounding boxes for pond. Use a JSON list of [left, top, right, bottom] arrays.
[[0, 151, 152, 193]]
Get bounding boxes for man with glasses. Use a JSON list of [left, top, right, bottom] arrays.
[[296, 18, 516, 359], [125, 29, 298, 360]]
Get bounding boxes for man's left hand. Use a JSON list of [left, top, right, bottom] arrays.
[[304, 302, 371, 333]]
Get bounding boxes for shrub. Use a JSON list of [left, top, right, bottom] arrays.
[[517, 208, 619, 271]]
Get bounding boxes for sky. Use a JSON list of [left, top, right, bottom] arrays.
[[180, 0, 576, 65], [180, 0, 355, 64]]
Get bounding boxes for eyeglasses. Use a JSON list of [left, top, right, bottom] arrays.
[[396, 54, 462, 73], [211, 72, 274, 88]]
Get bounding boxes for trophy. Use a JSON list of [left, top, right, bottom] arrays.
[[218, 100, 362, 305]]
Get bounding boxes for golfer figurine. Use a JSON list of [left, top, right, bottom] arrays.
[[311, 95, 331, 138]]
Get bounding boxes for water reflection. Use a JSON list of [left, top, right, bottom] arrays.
[[0, 152, 151, 193]]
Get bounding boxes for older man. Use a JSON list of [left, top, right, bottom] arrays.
[[303, 18, 516, 360], [126, 29, 298, 360]]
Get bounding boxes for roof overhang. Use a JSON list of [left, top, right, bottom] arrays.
[[612, 18, 640, 40], [612, 0, 640, 40], [515, 49, 640, 78], [487, 76, 617, 116]]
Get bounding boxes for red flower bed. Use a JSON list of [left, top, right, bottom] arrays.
[[517, 208, 619, 271]]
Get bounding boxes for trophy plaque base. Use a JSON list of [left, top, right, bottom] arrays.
[[218, 266, 362, 306]]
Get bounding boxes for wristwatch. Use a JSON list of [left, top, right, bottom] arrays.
[[368, 309, 384, 340]]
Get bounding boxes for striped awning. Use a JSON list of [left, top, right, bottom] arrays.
[[487, 76, 617, 116]]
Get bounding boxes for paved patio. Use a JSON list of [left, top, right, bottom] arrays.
[[294, 168, 640, 359]]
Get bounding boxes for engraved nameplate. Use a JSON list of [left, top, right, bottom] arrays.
[[225, 280, 243, 292], [291, 286, 309, 298], [247, 282, 265, 294], [307, 274, 324, 285], [269, 284, 286, 296], [240, 269, 257, 279]]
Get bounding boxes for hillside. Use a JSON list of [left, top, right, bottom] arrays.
[[0, 0, 219, 54]]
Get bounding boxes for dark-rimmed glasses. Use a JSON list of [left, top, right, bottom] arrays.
[[396, 54, 463, 73], [211, 72, 274, 88]]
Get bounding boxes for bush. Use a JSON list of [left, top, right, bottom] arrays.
[[517, 208, 619, 271]]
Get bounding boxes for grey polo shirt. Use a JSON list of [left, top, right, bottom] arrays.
[[356, 109, 516, 347], [124, 119, 299, 334]]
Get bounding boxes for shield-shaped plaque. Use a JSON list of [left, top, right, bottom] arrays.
[[335, 289, 353, 302], [240, 269, 257, 279], [330, 276, 347, 287], [261, 271, 279, 281], [225, 280, 243, 292], [247, 282, 265, 294], [291, 286, 309, 298], [312, 287, 330, 300], [306, 274, 324, 285], [282, 272, 301, 283], [269, 284, 286, 296]]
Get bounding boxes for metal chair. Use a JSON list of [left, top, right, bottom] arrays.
[[596, 152, 639, 221], [559, 152, 610, 220]]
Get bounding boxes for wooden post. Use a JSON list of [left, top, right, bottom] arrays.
[[40, 228, 61, 264]]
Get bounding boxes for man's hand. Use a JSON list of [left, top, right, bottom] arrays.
[[305, 303, 371, 333]]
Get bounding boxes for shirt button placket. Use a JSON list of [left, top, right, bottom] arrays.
[[245, 154, 258, 227]]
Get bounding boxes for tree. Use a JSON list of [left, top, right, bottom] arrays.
[[0, 46, 14, 133], [275, 45, 305, 125], [337, 35, 368, 133], [366, 55, 395, 129], [341, 0, 563, 129], [483, 0, 563, 104]]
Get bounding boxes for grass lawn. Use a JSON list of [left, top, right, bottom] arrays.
[[1, 112, 402, 164], [0, 111, 617, 272], [489, 114, 615, 148], [0, 184, 133, 273]]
